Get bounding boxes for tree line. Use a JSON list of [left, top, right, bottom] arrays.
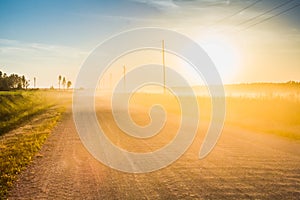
[[58, 75, 71, 90], [0, 71, 29, 91]]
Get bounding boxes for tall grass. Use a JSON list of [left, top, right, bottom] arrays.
[[0, 90, 66, 198], [0, 106, 64, 198], [0, 91, 52, 135]]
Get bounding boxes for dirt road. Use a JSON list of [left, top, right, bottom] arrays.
[[8, 98, 300, 199]]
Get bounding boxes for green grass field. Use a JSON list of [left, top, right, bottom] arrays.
[[0, 91, 52, 135], [0, 90, 66, 198]]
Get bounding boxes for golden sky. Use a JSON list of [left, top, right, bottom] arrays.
[[0, 0, 299, 87]]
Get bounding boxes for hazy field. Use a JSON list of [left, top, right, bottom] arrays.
[[115, 83, 300, 141]]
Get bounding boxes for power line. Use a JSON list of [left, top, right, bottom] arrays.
[[217, 0, 262, 23], [209, 0, 263, 27], [238, 3, 300, 32], [234, 0, 296, 28]]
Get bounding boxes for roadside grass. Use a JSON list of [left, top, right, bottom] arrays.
[[0, 91, 53, 135], [0, 91, 66, 198]]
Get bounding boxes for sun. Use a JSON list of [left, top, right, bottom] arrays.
[[198, 35, 240, 83]]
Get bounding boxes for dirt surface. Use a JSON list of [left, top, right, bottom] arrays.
[[8, 99, 300, 199]]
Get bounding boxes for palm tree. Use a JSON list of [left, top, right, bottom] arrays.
[[67, 81, 72, 89], [58, 75, 62, 90], [62, 77, 66, 90]]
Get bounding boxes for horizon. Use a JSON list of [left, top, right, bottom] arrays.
[[2, 66, 300, 90]]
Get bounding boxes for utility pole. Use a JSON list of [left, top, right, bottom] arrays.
[[34, 77, 36, 88], [110, 73, 112, 89], [102, 77, 105, 90], [123, 65, 126, 92], [162, 40, 166, 94]]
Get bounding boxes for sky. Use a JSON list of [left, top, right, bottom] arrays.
[[0, 0, 300, 88]]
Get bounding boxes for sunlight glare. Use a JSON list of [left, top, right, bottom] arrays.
[[199, 35, 240, 83]]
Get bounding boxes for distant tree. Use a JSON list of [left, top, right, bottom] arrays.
[[21, 75, 26, 88], [0, 71, 28, 90], [58, 75, 62, 90], [67, 81, 72, 89], [25, 80, 30, 89], [8, 74, 20, 89], [0, 72, 8, 90], [0, 71, 3, 89], [62, 77, 66, 90]]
